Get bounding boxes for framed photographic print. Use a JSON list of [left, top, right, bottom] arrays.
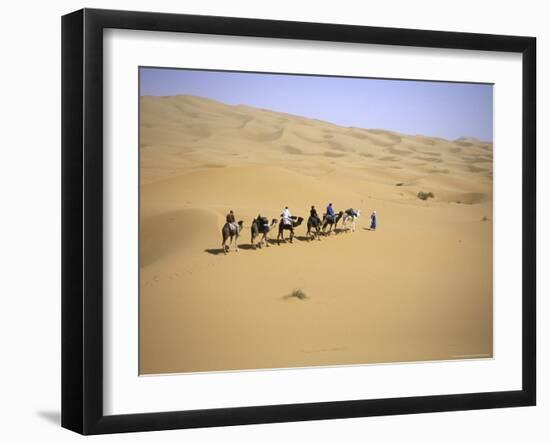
[[61, 8, 536, 435]]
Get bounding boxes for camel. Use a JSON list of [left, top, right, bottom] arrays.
[[250, 217, 278, 249], [322, 211, 344, 235], [306, 215, 322, 241], [277, 216, 304, 245], [221, 220, 244, 254], [342, 209, 361, 232]]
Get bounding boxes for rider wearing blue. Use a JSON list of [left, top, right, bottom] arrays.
[[326, 203, 335, 218]]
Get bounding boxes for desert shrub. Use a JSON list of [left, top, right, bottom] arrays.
[[285, 289, 307, 300], [417, 191, 435, 200]]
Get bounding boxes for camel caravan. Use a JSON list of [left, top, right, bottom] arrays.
[[221, 204, 364, 254]]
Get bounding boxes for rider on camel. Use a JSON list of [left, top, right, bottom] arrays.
[[226, 210, 238, 232], [345, 208, 359, 218], [282, 206, 293, 226], [310, 205, 321, 224], [256, 213, 270, 232], [326, 203, 336, 222]]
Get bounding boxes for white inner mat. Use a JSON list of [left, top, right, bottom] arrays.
[[103, 29, 523, 415]]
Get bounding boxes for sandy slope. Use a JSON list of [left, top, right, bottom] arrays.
[[139, 95, 493, 374]]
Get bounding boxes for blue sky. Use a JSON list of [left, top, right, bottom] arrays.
[[140, 67, 493, 142]]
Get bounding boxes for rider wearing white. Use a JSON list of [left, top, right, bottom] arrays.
[[282, 206, 292, 226]]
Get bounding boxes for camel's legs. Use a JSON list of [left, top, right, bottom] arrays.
[[234, 235, 239, 252], [222, 237, 228, 254]]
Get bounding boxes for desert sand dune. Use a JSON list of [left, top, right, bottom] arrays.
[[139, 95, 493, 375]]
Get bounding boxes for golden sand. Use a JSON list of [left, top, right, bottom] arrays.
[[139, 95, 493, 374]]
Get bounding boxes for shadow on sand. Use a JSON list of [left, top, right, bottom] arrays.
[[205, 228, 355, 254], [237, 244, 257, 250], [204, 243, 267, 254], [294, 235, 315, 242], [204, 248, 227, 255], [321, 228, 344, 236]]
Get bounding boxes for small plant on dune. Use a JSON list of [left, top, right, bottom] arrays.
[[396, 182, 404, 186], [481, 216, 488, 222], [417, 191, 435, 200], [284, 289, 308, 300]]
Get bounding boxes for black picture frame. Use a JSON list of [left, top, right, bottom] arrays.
[[61, 8, 536, 435]]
